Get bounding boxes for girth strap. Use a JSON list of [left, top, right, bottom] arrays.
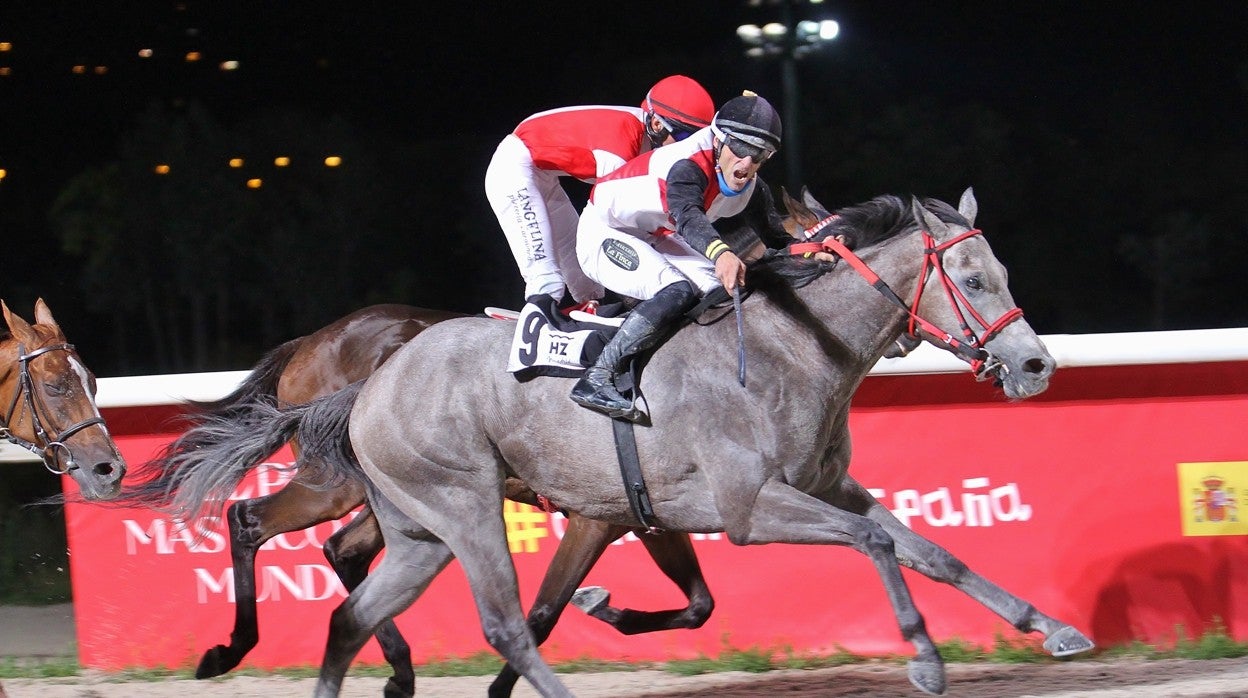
[[611, 417, 659, 533]]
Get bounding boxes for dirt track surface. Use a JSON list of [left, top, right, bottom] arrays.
[[4, 657, 1248, 697]]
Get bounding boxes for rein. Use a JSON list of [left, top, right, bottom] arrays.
[[790, 216, 1024, 378], [2, 343, 106, 474]]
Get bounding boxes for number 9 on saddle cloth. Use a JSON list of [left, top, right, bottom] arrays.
[[507, 294, 629, 381]]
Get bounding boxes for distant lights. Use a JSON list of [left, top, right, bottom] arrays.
[[70, 64, 109, 75], [145, 156, 348, 187], [138, 48, 153, 58], [0, 42, 11, 52], [185, 51, 201, 62], [219, 60, 239, 71], [0, 169, 7, 181], [0, 67, 11, 77]]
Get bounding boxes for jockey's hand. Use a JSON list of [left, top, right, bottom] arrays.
[[715, 251, 747, 291], [811, 236, 845, 263]]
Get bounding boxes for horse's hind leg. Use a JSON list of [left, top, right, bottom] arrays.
[[196, 479, 366, 678], [575, 529, 714, 635], [489, 514, 627, 698], [365, 468, 573, 698], [322, 505, 413, 697], [839, 476, 1094, 657], [315, 500, 453, 698]]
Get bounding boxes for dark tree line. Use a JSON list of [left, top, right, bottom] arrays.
[[46, 101, 515, 373]]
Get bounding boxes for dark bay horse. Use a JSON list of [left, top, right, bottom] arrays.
[[120, 303, 715, 696], [184, 188, 1093, 696], [2, 299, 126, 500]]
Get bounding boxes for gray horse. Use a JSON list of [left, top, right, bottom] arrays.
[[248, 189, 1092, 696]]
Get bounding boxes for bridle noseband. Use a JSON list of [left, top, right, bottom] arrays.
[[790, 215, 1025, 380], [2, 342, 107, 474]]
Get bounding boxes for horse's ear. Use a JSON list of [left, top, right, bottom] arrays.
[[801, 186, 828, 215], [781, 186, 818, 237], [34, 298, 60, 331], [912, 196, 949, 239], [958, 187, 978, 227], [2, 300, 37, 343], [781, 186, 804, 215]]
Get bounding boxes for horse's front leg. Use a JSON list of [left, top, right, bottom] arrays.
[[836, 476, 1095, 657], [573, 529, 714, 635], [732, 479, 946, 696]]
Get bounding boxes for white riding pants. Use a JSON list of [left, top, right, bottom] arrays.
[[484, 134, 602, 303], [576, 202, 720, 302]]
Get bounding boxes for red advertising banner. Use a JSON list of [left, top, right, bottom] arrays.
[[65, 363, 1248, 669]]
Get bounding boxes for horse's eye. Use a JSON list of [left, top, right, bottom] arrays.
[[44, 382, 68, 397], [965, 276, 983, 291]]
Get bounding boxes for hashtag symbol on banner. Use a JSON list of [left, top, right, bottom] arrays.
[[503, 501, 550, 553]]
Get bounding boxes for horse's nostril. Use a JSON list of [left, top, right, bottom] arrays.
[[94, 462, 116, 476], [1023, 357, 1052, 376]]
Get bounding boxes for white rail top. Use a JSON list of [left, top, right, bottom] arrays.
[[87, 327, 1248, 408]]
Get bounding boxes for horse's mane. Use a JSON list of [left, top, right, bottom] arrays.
[[753, 194, 970, 289]]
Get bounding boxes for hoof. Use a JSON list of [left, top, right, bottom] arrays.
[[1044, 626, 1095, 657], [907, 658, 947, 696], [571, 586, 611, 615], [195, 645, 230, 679], [383, 676, 415, 698]]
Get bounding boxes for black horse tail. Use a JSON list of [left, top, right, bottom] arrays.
[[95, 336, 304, 512], [292, 381, 367, 489], [117, 381, 364, 525], [188, 335, 302, 418]]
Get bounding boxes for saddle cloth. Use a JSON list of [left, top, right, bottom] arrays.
[[506, 295, 624, 380]]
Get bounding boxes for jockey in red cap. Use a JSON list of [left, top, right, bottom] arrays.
[[485, 76, 715, 310]]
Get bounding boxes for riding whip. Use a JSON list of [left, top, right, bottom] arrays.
[[733, 286, 746, 386]]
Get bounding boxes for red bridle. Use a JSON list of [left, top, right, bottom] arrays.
[[789, 216, 1025, 377]]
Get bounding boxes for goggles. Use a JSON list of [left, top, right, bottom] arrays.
[[724, 135, 776, 163], [654, 114, 698, 142]]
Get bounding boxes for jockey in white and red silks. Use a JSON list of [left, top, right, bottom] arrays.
[[572, 92, 788, 421], [485, 75, 715, 310]]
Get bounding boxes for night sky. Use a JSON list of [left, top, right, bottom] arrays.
[[2, 1, 1246, 372]]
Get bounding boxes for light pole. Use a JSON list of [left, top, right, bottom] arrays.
[[737, 0, 839, 190]]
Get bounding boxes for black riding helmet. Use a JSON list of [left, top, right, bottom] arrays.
[[711, 91, 782, 161]]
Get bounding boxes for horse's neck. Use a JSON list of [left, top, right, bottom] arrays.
[[760, 232, 924, 380], [0, 342, 17, 422]]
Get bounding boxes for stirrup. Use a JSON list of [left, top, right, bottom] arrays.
[[570, 391, 643, 422], [570, 375, 634, 419]]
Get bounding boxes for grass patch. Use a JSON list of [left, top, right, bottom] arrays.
[[1095, 622, 1248, 661], [662, 638, 866, 676], [414, 652, 504, 677], [0, 656, 80, 679]]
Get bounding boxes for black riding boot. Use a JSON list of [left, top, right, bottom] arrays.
[[570, 281, 697, 421]]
